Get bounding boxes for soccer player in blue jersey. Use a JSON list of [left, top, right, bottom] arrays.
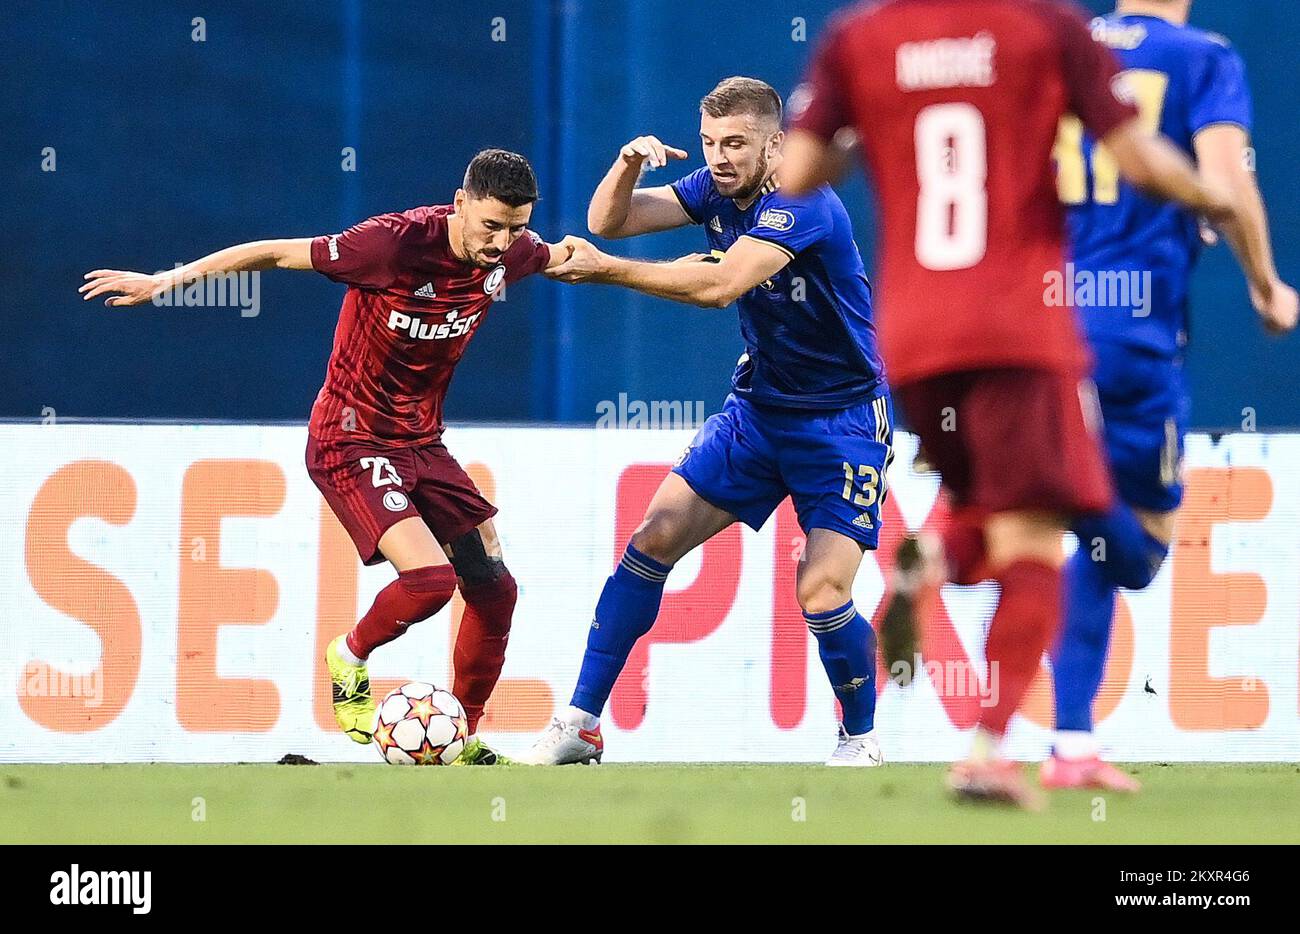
[[522, 77, 892, 766], [1043, 0, 1297, 790]]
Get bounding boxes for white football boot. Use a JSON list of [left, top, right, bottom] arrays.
[[826, 725, 885, 767], [518, 716, 604, 765]]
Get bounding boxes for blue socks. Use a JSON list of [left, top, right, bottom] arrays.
[[570, 545, 670, 717], [806, 601, 877, 735], [1052, 547, 1116, 732], [570, 547, 879, 736], [1054, 501, 1170, 732]]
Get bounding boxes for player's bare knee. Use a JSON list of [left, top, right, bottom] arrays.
[[629, 514, 688, 566], [1136, 507, 1177, 546], [796, 572, 854, 616], [986, 511, 1066, 569]]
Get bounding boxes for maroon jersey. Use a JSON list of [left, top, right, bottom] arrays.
[[308, 205, 550, 445], [791, 0, 1136, 385]]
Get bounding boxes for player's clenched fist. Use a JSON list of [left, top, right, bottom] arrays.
[[544, 236, 609, 283], [620, 135, 688, 170], [1254, 279, 1299, 335], [80, 269, 165, 306]]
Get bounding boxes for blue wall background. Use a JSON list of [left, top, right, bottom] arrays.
[[4, 0, 1297, 429]]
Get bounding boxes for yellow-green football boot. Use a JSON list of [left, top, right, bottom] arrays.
[[326, 635, 375, 744], [453, 736, 513, 766]]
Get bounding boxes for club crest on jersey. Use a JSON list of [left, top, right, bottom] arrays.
[[483, 265, 507, 295], [387, 308, 481, 340], [1091, 17, 1147, 51], [756, 208, 795, 232]]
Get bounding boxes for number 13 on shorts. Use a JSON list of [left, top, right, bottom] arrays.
[[842, 461, 883, 507]]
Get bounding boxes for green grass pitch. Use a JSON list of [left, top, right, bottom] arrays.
[[2, 763, 1297, 844]]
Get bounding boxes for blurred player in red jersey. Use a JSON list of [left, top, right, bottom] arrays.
[[781, 0, 1244, 806], [82, 150, 578, 764]]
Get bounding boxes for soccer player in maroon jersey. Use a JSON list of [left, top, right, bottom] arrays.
[[81, 149, 578, 763], [780, 0, 1243, 805]]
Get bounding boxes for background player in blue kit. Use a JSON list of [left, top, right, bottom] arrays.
[[1045, 0, 1298, 790], [522, 77, 893, 766]]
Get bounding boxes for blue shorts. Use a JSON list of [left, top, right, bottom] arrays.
[[1092, 342, 1189, 514], [672, 392, 894, 548]]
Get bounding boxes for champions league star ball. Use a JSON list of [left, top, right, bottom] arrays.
[[373, 682, 469, 765]]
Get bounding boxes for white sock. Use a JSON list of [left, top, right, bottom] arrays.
[[335, 635, 364, 667], [1055, 730, 1098, 759], [564, 705, 599, 730]]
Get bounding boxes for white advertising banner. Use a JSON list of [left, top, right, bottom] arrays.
[[1, 423, 1296, 763]]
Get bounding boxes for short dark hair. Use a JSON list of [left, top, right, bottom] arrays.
[[462, 149, 539, 207], [700, 77, 783, 127]]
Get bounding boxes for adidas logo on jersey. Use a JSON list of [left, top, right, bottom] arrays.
[[853, 513, 874, 530], [414, 282, 437, 299], [709, 216, 723, 233]]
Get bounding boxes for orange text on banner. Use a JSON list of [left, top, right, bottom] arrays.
[[1169, 466, 1271, 730], [22, 460, 141, 731], [177, 459, 284, 731]]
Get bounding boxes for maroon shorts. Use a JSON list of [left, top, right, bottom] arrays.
[[894, 367, 1112, 517], [306, 435, 497, 565]]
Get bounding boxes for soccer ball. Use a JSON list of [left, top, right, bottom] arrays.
[[373, 682, 469, 765]]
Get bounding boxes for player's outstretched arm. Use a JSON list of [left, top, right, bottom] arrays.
[[545, 235, 788, 309], [1194, 125, 1298, 334], [81, 238, 313, 306], [587, 135, 692, 239]]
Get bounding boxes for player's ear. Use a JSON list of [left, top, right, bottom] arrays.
[[769, 129, 785, 157], [453, 188, 467, 213]]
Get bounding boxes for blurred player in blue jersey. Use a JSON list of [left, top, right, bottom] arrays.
[[1045, 0, 1297, 791], [522, 77, 892, 766]]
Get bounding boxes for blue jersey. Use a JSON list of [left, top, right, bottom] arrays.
[[1063, 14, 1253, 358], [670, 167, 886, 409]]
